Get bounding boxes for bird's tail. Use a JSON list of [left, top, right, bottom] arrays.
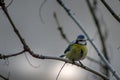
[[59, 54, 65, 57]]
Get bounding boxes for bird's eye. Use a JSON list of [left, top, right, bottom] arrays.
[[78, 40, 86, 42], [78, 40, 83, 41]]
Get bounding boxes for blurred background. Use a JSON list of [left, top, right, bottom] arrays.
[[0, 0, 120, 80]]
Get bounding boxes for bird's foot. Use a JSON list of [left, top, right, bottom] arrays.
[[72, 59, 75, 64], [78, 61, 84, 68]]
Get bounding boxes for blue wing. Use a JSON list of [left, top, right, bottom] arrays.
[[60, 41, 75, 57], [60, 45, 71, 57], [64, 45, 71, 53], [64, 41, 75, 54]]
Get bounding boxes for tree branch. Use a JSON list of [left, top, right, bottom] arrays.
[[100, 0, 120, 23], [0, 50, 26, 59], [56, 0, 120, 80]]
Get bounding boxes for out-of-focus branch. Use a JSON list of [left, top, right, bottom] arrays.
[[39, 0, 47, 24], [24, 52, 41, 68], [56, 62, 66, 80], [0, 74, 8, 80], [53, 12, 70, 43], [86, 0, 109, 76], [100, 0, 120, 23], [56, 0, 120, 80]]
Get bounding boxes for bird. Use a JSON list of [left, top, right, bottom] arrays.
[[60, 35, 88, 64]]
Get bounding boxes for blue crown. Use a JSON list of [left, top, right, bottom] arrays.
[[77, 35, 85, 40]]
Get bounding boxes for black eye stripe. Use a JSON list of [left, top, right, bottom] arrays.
[[78, 40, 86, 41]]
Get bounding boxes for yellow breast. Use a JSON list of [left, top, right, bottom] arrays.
[[66, 44, 87, 61]]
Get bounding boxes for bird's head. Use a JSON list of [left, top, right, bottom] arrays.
[[76, 35, 87, 45]]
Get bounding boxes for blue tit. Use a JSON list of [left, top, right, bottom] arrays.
[[60, 35, 87, 62]]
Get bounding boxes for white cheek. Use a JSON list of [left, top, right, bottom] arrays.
[[78, 41, 86, 45]]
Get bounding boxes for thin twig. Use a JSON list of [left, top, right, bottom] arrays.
[[39, 0, 47, 24], [0, 50, 26, 59], [56, 0, 120, 80], [56, 62, 66, 80], [100, 0, 120, 23], [24, 52, 41, 68]]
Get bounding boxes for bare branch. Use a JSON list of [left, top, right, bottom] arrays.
[[0, 50, 26, 59], [56, 62, 66, 80], [56, 0, 120, 80], [100, 0, 120, 23]]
